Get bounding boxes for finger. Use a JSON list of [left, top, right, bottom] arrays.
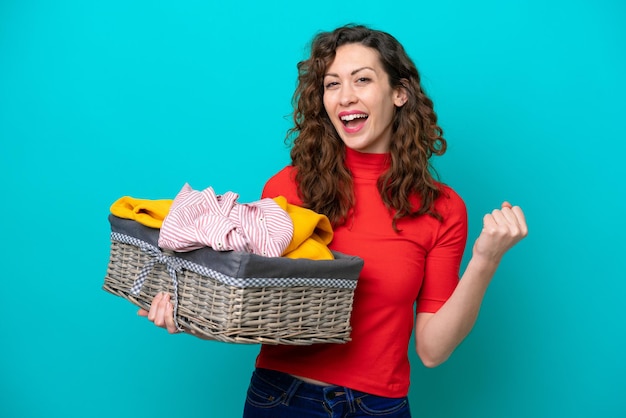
[[490, 209, 510, 227], [499, 206, 520, 227], [147, 292, 164, 321], [137, 309, 148, 317], [482, 213, 497, 230], [153, 293, 171, 328], [512, 206, 529, 236], [501, 201, 513, 209], [165, 301, 178, 334]]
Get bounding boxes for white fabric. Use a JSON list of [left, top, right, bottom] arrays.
[[158, 183, 293, 257]]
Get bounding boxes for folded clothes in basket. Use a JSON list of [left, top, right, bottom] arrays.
[[110, 184, 336, 261], [103, 214, 364, 345]]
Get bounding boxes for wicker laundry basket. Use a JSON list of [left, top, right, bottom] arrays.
[[103, 215, 363, 345]]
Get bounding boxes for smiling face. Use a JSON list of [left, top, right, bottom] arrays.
[[323, 43, 407, 154]]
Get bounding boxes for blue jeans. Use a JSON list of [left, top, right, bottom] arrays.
[[243, 368, 411, 417]]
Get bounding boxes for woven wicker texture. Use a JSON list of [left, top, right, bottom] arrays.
[[104, 241, 357, 345]]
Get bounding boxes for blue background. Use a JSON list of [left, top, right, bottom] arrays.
[[1, 0, 625, 417]]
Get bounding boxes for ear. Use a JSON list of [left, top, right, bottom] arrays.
[[393, 81, 409, 107]]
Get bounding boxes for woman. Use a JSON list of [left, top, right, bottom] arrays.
[[142, 24, 528, 417]]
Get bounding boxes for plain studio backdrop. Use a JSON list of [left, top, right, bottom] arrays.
[[1, 0, 624, 417]]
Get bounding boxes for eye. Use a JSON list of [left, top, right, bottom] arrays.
[[324, 81, 340, 90], [356, 77, 372, 84]]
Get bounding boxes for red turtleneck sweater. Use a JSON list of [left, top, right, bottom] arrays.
[[256, 148, 468, 397]]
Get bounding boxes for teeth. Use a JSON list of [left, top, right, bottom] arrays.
[[340, 113, 368, 122]]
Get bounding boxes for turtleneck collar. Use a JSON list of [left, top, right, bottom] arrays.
[[344, 147, 391, 180]]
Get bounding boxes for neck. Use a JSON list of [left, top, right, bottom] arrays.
[[344, 147, 390, 180]]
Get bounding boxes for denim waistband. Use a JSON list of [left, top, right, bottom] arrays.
[[255, 368, 349, 393], [247, 368, 411, 417], [255, 368, 359, 410], [255, 367, 409, 402]]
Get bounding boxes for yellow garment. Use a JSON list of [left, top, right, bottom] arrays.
[[110, 196, 173, 229], [272, 196, 334, 260]]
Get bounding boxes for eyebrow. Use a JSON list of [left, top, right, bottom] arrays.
[[324, 66, 377, 78]]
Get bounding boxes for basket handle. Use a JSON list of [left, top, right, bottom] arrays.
[[131, 244, 184, 332]]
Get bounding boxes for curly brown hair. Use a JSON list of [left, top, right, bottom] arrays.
[[287, 24, 447, 230]]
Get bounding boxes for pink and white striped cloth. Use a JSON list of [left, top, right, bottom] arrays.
[[158, 183, 293, 257]]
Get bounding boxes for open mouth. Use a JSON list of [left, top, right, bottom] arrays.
[[340, 113, 368, 128]]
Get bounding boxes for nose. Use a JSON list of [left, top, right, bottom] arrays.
[[339, 86, 357, 107]]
